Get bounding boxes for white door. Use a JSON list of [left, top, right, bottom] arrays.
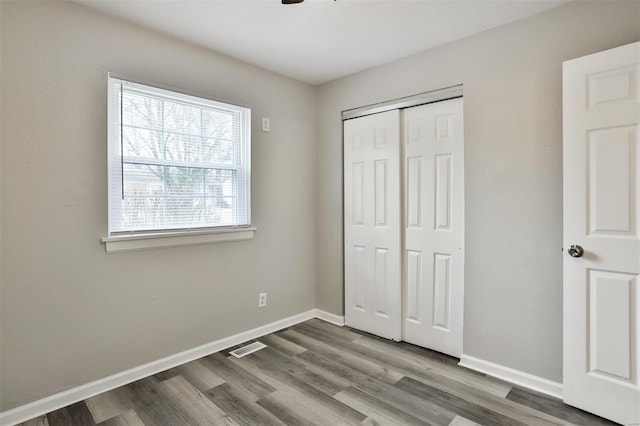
[[344, 110, 402, 340], [563, 41, 640, 425], [402, 98, 465, 357]]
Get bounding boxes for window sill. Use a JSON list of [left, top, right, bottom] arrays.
[[101, 227, 257, 253]]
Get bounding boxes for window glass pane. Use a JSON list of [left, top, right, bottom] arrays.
[[122, 127, 162, 159], [163, 100, 201, 136], [163, 133, 237, 165], [109, 77, 250, 234], [122, 91, 163, 131], [120, 163, 237, 230]]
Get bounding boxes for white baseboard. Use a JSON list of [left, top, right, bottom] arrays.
[[458, 354, 563, 399], [0, 309, 318, 426], [313, 309, 345, 326]]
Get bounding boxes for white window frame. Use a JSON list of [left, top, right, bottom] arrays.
[[102, 73, 255, 253]]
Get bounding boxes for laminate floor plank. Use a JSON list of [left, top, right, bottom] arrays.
[[257, 389, 353, 426], [278, 329, 405, 385], [295, 349, 385, 393], [230, 353, 353, 425], [45, 408, 73, 426], [171, 359, 226, 392], [290, 324, 585, 426], [304, 318, 363, 341], [360, 417, 381, 426], [373, 380, 457, 425], [124, 377, 194, 426], [292, 324, 572, 426], [255, 393, 317, 426], [200, 353, 276, 400], [19, 416, 49, 426], [292, 324, 482, 396], [155, 375, 238, 426], [394, 376, 526, 426], [333, 386, 429, 426], [67, 401, 98, 426], [260, 334, 307, 356], [229, 349, 364, 426], [348, 328, 460, 367], [294, 323, 488, 395], [18, 319, 618, 426], [229, 357, 354, 425], [448, 415, 482, 426], [85, 386, 136, 423], [226, 355, 304, 397], [294, 350, 458, 425], [242, 350, 367, 425], [204, 383, 285, 426], [47, 402, 96, 426], [395, 376, 570, 426], [291, 322, 358, 346], [96, 409, 145, 426], [505, 386, 616, 425], [252, 346, 348, 395], [150, 367, 180, 382], [354, 335, 512, 398]]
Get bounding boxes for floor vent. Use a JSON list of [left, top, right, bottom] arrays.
[[229, 341, 267, 358]]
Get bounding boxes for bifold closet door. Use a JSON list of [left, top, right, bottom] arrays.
[[344, 110, 402, 340], [403, 98, 465, 357]]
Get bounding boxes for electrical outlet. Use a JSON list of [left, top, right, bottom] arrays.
[[258, 292, 267, 308], [262, 118, 270, 132]]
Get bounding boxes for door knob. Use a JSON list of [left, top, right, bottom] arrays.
[[568, 245, 584, 258]]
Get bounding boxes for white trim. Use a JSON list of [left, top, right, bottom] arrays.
[[102, 227, 257, 253], [342, 84, 463, 120], [313, 309, 345, 326], [0, 309, 315, 426], [458, 354, 563, 399], [107, 71, 252, 110]]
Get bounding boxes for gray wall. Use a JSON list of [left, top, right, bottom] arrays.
[[315, 0, 640, 382], [0, 1, 317, 411]]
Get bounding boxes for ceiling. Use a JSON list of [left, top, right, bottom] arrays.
[[74, 0, 568, 85]]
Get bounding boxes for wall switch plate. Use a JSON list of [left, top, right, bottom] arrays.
[[258, 292, 267, 308], [262, 118, 270, 132]]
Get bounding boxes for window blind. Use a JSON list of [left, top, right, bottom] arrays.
[[107, 76, 251, 235]]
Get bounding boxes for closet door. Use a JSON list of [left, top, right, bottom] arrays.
[[403, 98, 465, 357], [344, 110, 402, 340]]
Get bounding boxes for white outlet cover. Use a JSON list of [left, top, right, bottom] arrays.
[[262, 118, 270, 132]]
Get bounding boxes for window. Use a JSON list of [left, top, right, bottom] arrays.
[[106, 75, 251, 243]]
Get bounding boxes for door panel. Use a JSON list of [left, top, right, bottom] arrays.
[[406, 156, 422, 227], [589, 126, 636, 234], [589, 270, 634, 381], [406, 250, 422, 322], [563, 41, 640, 425], [402, 98, 465, 357], [435, 154, 452, 230], [344, 110, 402, 340], [433, 253, 452, 330]]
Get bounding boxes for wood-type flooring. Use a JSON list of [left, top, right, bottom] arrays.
[[19, 319, 616, 426]]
